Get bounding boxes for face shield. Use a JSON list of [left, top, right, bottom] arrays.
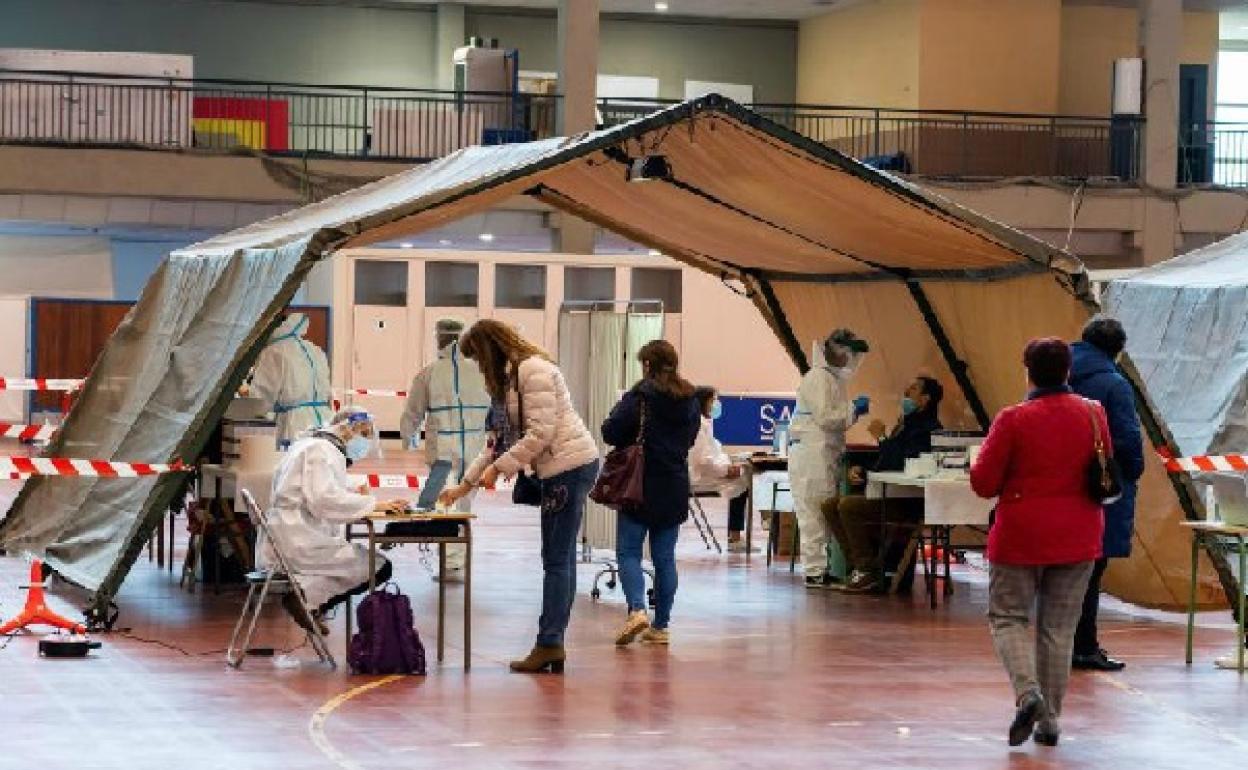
[[335, 408, 382, 462], [818, 329, 869, 376]]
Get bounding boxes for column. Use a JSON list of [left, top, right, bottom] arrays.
[[435, 3, 466, 91], [556, 0, 600, 135], [1139, 0, 1181, 264]]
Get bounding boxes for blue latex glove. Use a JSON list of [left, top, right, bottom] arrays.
[[852, 396, 870, 418]]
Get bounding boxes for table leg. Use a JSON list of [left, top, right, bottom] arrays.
[[367, 521, 378, 592], [876, 486, 889, 588], [1238, 535, 1245, 674], [943, 527, 954, 597], [745, 467, 755, 560], [438, 542, 446, 664], [929, 526, 939, 611], [464, 526, 472, 672], [1186, 531, 1199, 666]]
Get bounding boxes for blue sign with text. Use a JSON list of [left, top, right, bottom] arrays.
[[713, 394, 797, 447]]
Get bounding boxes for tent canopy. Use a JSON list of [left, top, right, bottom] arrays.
[[1106, 232, 1248, 458], [0, 95, 1223, 616]]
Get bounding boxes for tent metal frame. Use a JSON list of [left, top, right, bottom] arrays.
[[4, 93, 1233, 620]]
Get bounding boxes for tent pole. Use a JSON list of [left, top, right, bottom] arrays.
[[903, 280, 990, 430], [751, 274, 810, 374]]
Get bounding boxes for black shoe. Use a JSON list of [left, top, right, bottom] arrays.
[[1008, 690, 1046, 747], [1072, 649, 1125, 671], [1034, 728, 1060, 747]]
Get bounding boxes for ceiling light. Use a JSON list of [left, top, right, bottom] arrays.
[[654, 1, 668, 10], [648, 249, 662, 256], [628, 155, 672, 183], [400, 242, 414, 248], [479, 233, 495, 243]]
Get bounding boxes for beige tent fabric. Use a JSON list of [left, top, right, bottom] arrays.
[[2, 96, 1223, 613], [769, 280, 980, 436]]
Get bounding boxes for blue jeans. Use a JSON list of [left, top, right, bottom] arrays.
[[537, 459, 600, 648], [617, 512, 680, 630]]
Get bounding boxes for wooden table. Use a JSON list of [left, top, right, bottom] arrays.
[[344, 512, 475, 670], [1182, 521, 1248, 672]]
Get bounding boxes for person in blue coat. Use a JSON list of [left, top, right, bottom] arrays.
[[1068, 316, 1145, 671]]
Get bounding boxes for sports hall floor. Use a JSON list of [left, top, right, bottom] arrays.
[[0, 449, 1245, 770]]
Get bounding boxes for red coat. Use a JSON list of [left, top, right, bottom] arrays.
[[971, 391, 1107, 566]]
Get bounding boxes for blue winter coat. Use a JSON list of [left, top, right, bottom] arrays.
[[1069, 341, 1145, 558]]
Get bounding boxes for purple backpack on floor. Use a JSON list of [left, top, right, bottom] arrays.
[[348, 583, 427, 675]]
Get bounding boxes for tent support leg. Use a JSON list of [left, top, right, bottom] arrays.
[[903, 280, 990, 431]]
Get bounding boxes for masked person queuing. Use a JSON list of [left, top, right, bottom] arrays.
[[438, 320, 599, 674], [1068, 316, 1144, 672], [400, 317, 491, 583], [689, 386, 752, 552], [242, 313, 332, 447], [789, 328, 870, 589], [825, 376, 944, 593], [261, 407, 405, 634], [604, 341, 701, 647]]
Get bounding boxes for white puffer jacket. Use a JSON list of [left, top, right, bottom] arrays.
[[465, 356, 599, 483]]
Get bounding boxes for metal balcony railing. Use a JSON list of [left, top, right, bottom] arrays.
[[0, 69, 559, 160], [600, 98, 1144, 182], [1186, 122, 1248, 187], [0, 69, 1165, 184]]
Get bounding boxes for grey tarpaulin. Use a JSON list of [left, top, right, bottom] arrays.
[[0, 95, 1225, 618]]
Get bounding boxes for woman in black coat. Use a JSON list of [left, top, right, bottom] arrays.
[[602, 340, 700, 646]]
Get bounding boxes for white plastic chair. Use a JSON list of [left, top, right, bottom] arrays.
[[226, 489, 336, 670]]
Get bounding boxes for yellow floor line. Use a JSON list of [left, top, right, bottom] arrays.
[[309, 675, 404, 770]]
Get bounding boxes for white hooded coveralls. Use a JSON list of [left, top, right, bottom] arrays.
[[260, 434, 377, 610], [690, 416, 750, 499], [399, 340, 489, 569], [248, 314, 332, 445], [788, 345, 858, 577]]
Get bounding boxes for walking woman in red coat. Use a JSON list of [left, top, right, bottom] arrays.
[[970, 338, 1108, 748]]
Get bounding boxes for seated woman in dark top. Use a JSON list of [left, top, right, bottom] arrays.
[[824, 376, 943, 593]]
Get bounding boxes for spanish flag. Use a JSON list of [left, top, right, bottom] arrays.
[[193, 97, 289, 151]]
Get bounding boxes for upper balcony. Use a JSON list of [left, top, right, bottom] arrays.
[[2, 68, 1242, 187]]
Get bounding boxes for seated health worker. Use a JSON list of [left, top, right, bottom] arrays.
[[689, 386, 752, 552], [261, 407, 404, 632]]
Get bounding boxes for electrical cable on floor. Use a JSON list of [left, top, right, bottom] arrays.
[[105, 628, 308, 658]]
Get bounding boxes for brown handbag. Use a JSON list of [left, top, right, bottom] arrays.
[[589, 398, 647, 510]]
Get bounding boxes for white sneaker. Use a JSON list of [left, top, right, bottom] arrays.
[[615, 610, 650, 646], [1214, 650, 1248, 670]]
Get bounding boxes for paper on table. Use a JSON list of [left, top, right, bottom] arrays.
[[924, 478, 995, 526]]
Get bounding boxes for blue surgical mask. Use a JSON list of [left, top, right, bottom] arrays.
[[901, 397, 919, 416], [710, 400, 723, 420], [345, 435, 372, 461]]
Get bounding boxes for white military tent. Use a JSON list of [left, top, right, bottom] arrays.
[[0, 96, 1227, 621]]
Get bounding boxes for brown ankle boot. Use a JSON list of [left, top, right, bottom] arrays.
[[509, 645, 566, 674]]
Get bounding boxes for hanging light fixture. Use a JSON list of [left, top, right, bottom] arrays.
[[627, 154, 672, 183]]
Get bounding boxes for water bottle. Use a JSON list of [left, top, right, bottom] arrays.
[[774, 420, 790, 458]]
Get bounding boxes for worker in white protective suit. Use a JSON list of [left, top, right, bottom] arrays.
[[399, 317, 490, 582], [788, 328, 871, 589], [261, 407, 405, 633], [243, 313, 332, 447]]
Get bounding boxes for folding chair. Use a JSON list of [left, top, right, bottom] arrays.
[[688, 491, 723, 554], [226, 489, 336, 670]]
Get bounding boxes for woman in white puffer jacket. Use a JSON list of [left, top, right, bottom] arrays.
[[439, 319, 599, 675]]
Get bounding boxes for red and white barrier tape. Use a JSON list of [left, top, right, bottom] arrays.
[[341, 388, 408, 398], [1164, 453, 1248, 473], [0, 423, 58, 441], [0, 378, 83, 392], [0, 456, 188, 477], [349, 473, 421, 490]]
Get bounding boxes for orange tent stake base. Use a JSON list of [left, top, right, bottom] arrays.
[[0, 559, 86, 636]]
